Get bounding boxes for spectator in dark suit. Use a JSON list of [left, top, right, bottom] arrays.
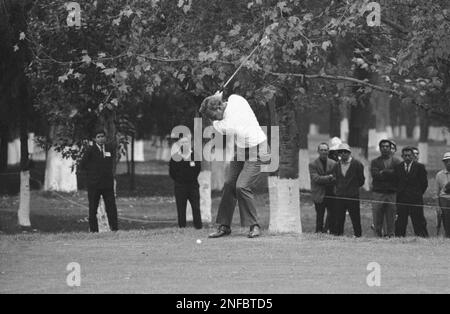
[[436, 152, 450, 237], [309, 143, 337, 233], [79, 129, 118, 232], [169, 137, 202, 229], [394, 146, 429, 237], [333, 143, 365, 237]]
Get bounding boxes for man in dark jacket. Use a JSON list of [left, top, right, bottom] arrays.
[[394, 146, 429, 237], [79, 129, 118, 232], [309, 143, 337, 233], [370, 139, 401, 237], [169, 137, 202, 229], [333, 143, 365, 237]]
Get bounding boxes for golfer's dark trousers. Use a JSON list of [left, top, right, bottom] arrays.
[[314, 196, 334, 233], [395, 201, 429, 238], [216, 159, 261, 228], [440, 198, 450, 238], [334, 198, 362, 237], [88, 187, 118, 232], [175, 183, 202, 229]]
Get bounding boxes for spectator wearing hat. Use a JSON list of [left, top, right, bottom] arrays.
[[394, 146, 429, 237], [309, 143, 337, 233], [333, 143, 365, 237], [79, 129, 118, 232], [328, 137, 342, 162], [370, 139, 402, 237], [169, 136, 202, 229], [436, 152, 450, 237]]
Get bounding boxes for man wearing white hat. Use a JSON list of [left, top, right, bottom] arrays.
[[436, 152, 450, 237]]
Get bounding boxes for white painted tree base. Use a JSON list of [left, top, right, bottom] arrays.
[[298, 149, 311, 190], [7, 138, 20, 165], [97, 200, 110, 233], [340, 118, 349, 142], [400, 125, 407, 139], [120, 140, 145, 162], [18, 171, 31, 227], [268, 177, 302, 234], [418, 142, 428, 165], [44, 147, 78, 192], [309, 124, 319, 136], [186, 170, 212, 223], [211, 161, 228, 191], [413, 126, 420, 141], [351, 148, 371, 191]]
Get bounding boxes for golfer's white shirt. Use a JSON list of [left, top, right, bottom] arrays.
[[212, 94, 267, 148]]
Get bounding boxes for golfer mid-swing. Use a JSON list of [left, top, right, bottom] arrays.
[[200, 92, 268, 238]]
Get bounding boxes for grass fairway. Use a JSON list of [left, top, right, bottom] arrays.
[[1, 229, 450, 294]]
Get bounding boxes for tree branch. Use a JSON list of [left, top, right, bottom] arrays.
[[381, 17, 409, 35]]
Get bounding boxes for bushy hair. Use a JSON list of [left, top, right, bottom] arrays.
[[199, 95, 224, 120]]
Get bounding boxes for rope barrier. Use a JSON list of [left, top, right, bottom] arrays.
[[1, 171, 449, 212]]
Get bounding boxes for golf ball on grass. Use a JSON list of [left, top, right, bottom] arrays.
[[196, 239, 202, 244]]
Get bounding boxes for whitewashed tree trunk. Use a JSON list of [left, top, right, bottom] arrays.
[[400, 125, 407, 139], [386, 126, 393, 139], [393, 126, 400, 138], [18, 170, 31, 227], [418, 142, 428, 165], [268, 176, 302, 233], [298, 149, 311, 190], [161, 139, 171, 162], [309, 124, 319, 136], [413, 125, 420, 141], [7, 138, 20, 165], [120, 139, 145, 162], [97, 200, 110, 233], [211, 161, 228, 191], [187, 166, 212, 223], [44, 147, 77, 192], [340, 118, 349, 143], [352, 147, 371, 191], [155, 138, 163, 160]]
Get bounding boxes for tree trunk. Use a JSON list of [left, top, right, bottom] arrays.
[[418, 108, 429, 165], [7, 137, 20, 166], [268, 89, 302, 234], [296, 104, 311, 191], [130, 134, 135, 191], [18, 77, 31, 228], [369, 75, 391, 149], [329, 97, 341, 138], [0, 123, 8, 172], [44, 125, 77, 192], [187, 160, 212, 223]]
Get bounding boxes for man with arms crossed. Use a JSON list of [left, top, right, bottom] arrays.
[[370, 139, 401, 237], [309, 143, 337, 234]]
